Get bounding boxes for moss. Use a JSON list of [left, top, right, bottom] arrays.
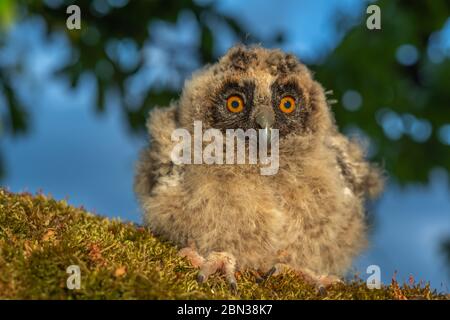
[[0, 188, 447, 300]]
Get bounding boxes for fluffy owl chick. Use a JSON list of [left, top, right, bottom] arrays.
[[134, 45, 383, 291]]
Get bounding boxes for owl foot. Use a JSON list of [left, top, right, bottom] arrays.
[[313, 274, 343, 296], [179, 248, 238, 293], [262, 263, 343, 294], [178, 247, 205, 268]]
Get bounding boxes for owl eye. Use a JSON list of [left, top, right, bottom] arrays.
[[279, 96, 296, 113], [226, 95, 244, 113]]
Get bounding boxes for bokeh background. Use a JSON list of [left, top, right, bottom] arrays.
[[1, 0, 449, 291]]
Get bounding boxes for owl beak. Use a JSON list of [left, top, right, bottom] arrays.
[[256, 110, 275, 145]]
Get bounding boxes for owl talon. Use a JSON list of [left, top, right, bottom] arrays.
[[317, 285, 327, 296], [180, 248, 238, 292], [264, 266, 277, 279], [254, 271, 265, 284], [261, 263, 291, 281], [197, 273, 206, 284], [309, 274, 343, 294], [229, 277, 238, 294]]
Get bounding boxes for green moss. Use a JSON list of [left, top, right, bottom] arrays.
[[0, 189, 447, 300]]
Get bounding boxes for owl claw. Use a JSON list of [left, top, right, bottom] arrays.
[[228, 276, 238, 294], [179, 248, 238, 293], [260, 263, 291, 280], [254, 272, 265, 284], [197, 273, 206, 284], [309, 274, 343, 294], [318, 285, 327, 296], [264, 266, 278, 278], [197, 251, 238, 291]]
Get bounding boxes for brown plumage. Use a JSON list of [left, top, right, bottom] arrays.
[[134, 45, 384, 291]]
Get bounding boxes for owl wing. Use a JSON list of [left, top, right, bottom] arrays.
[[134, 104, 180, 199], [327, 133, 384, 199]]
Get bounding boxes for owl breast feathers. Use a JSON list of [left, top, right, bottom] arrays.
[[134, 45, 383, 284]]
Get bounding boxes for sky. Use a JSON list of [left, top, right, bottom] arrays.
[[1, 0, 449, 291]]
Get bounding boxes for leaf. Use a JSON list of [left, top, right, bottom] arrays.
[[114, 266, 127, 277], [88, 243, 106, 266], [42, 229, 56, 242]]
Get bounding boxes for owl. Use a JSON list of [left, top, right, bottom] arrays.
[[134, 45, 383, 292]]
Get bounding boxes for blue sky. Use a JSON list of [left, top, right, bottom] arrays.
[[1, 1, 449, 291], [213, 0, 366, 61]]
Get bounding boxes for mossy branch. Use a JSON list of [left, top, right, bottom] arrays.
[[0, 189, 447, 300]]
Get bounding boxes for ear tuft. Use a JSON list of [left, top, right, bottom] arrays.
[[223, 45, 257, 71]]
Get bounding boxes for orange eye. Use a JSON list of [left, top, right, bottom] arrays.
[[279, 96, 296, 113], [226, 95, 244, 113]]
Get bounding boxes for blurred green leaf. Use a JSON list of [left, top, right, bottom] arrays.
[[0, 0, 16, 30]]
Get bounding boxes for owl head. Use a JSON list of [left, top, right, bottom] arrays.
[[177, 45, 334, 146]]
